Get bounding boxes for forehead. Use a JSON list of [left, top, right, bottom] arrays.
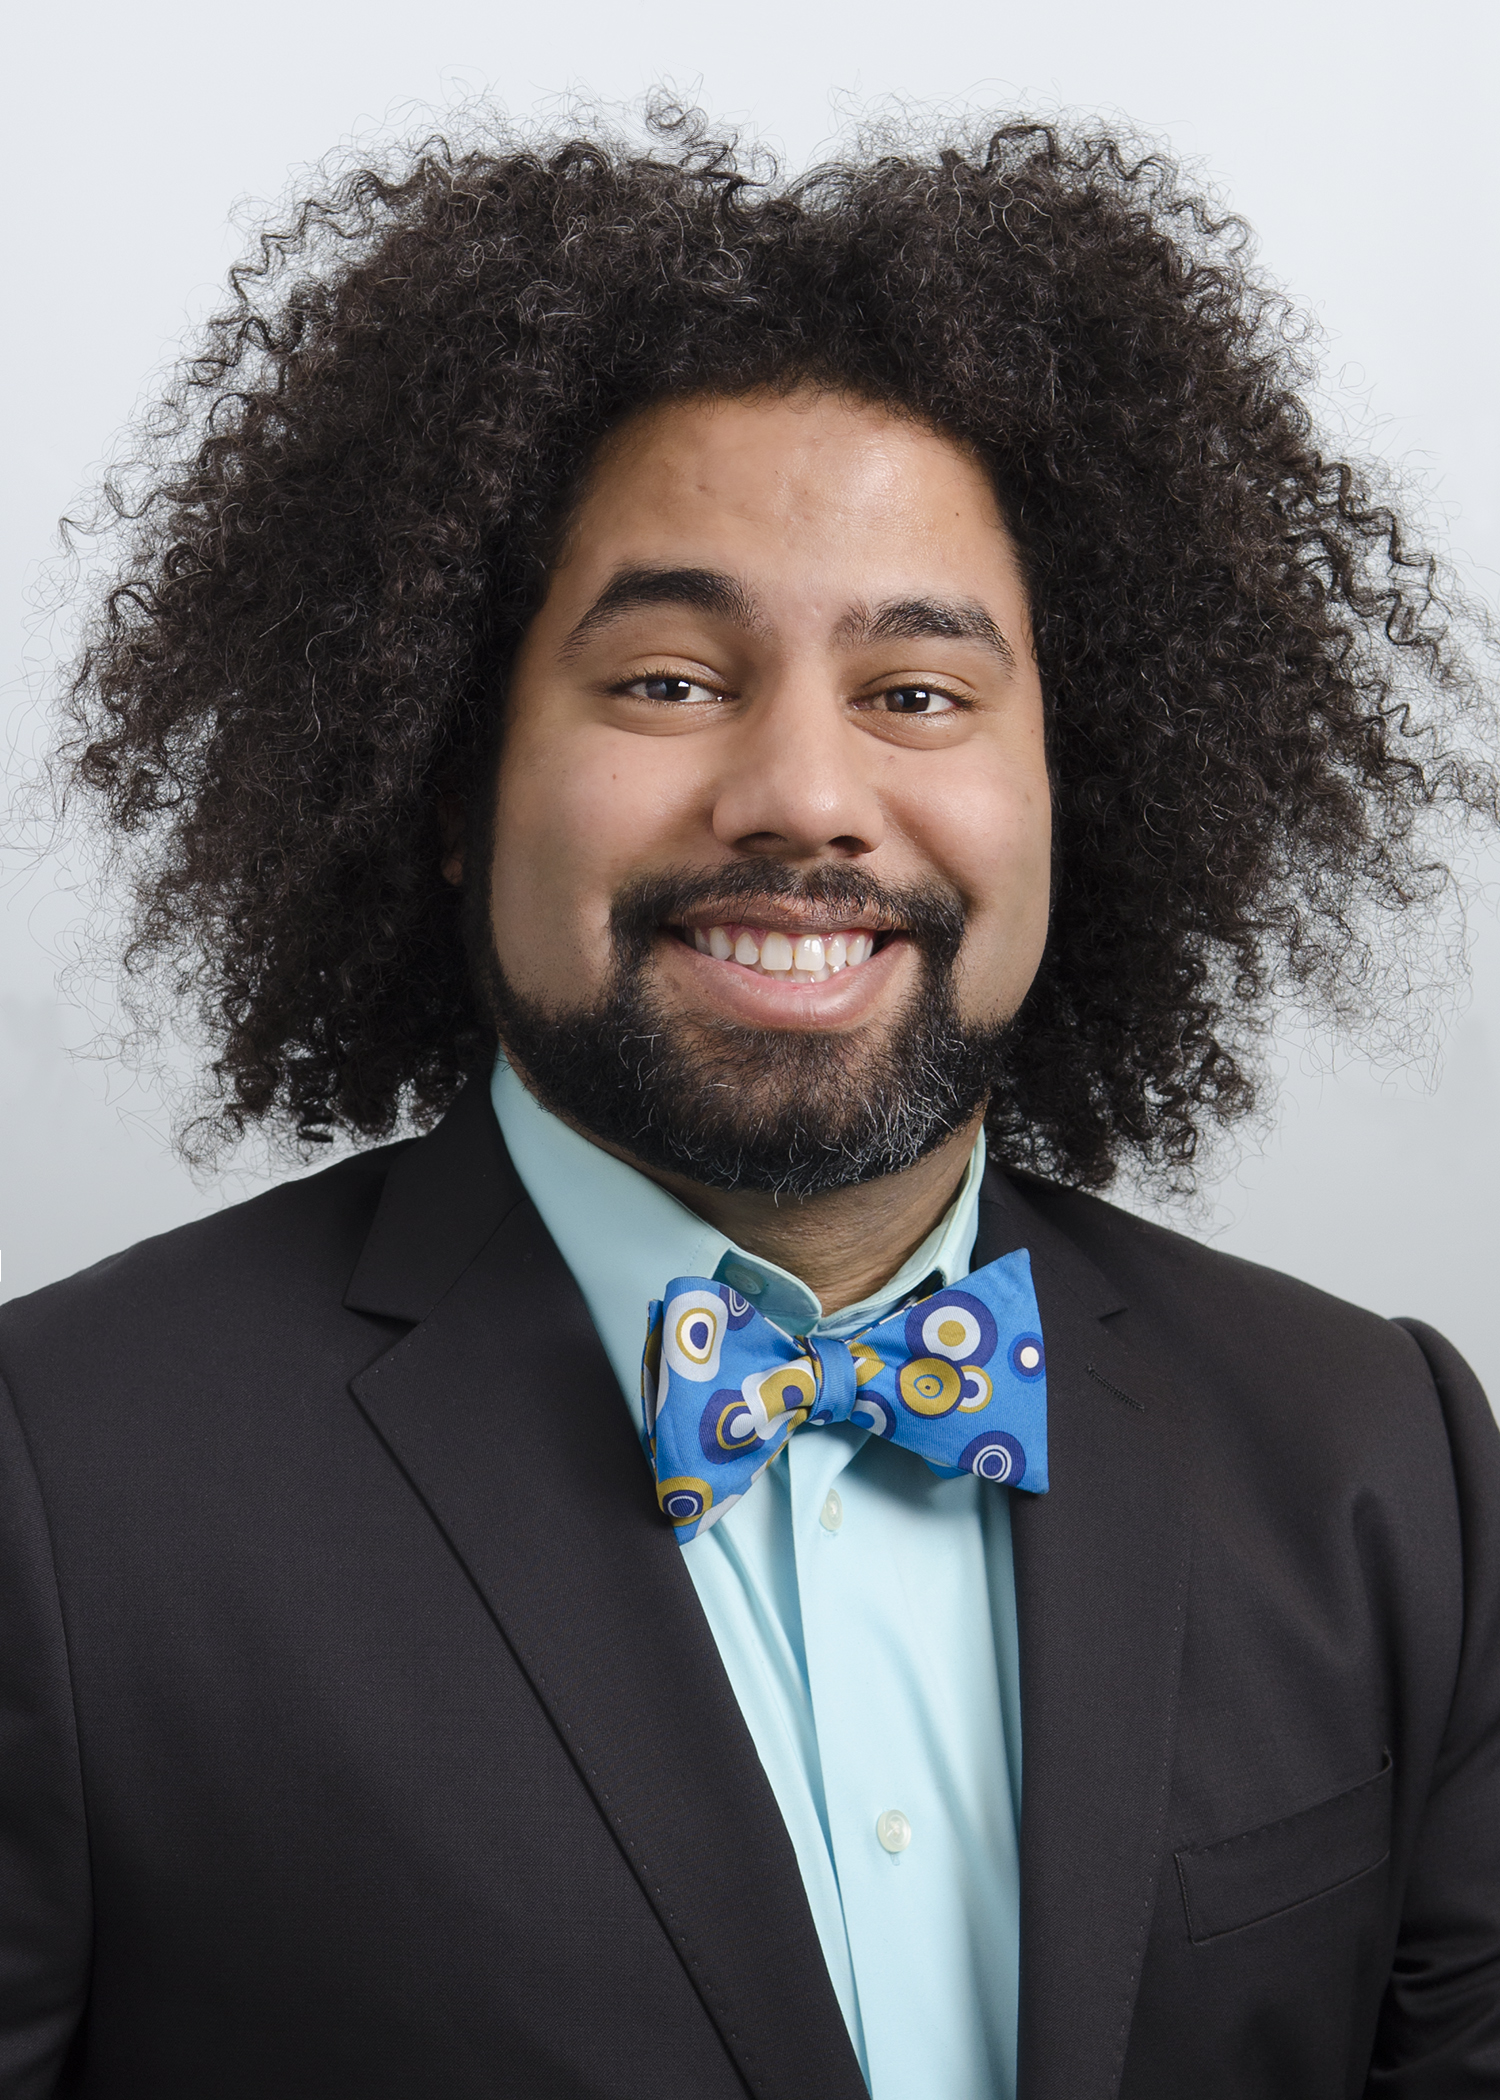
[[552, 388, 1023, 606]]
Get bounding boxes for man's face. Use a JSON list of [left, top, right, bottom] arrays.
[[482, 386, 1052, 1193]]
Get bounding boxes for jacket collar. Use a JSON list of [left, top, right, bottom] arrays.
[[344, 1077, 520, 1324], [345, 1086, 1189, 2100]]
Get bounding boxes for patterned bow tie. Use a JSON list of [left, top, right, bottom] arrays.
[[640, 1251, 1048, 1542]]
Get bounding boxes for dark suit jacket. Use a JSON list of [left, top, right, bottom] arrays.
[[0, 1079, 1497, 2099]]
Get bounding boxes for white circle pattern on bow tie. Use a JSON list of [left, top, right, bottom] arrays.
[[662, 1289, 727, 1382]]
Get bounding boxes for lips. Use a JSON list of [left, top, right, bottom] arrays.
[[679, 922, 883, 984]]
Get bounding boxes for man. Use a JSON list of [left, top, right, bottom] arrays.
[[3, 116, 1497, 2099]]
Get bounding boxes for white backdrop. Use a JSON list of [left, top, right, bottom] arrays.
[[3, 0, 1497, 1400]]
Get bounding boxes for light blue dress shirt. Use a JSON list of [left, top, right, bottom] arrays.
[[491, 1061, 1022, 2099]]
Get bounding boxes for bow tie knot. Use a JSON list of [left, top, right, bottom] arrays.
[[642, 1253, 1048, 1542]]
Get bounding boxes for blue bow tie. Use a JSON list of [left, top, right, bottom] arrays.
[[640, 1251, 1048, 1542]]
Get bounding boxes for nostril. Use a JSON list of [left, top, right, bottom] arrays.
[[731, 834, 871, 860]]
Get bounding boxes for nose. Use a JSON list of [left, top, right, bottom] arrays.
[[709, 680, 885, 862]]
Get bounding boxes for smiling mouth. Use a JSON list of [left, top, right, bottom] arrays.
[[671, 920, 891, 984]]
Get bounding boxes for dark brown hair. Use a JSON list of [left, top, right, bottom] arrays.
[[60, 111, 1495, 1187]]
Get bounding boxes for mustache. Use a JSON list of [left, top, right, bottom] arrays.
[[607, 863, 968, 970]]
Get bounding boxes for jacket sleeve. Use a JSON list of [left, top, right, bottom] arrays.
[[0, 1372, 90, 2096], [1368, 1323, 1500, 2096]]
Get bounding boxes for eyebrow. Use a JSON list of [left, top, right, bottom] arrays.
[[559, 567, 763, 655], [836, 597, 1016, 670], [559, 564, 1016, 671]]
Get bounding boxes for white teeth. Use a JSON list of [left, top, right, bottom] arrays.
[[688, 924, 880, 979]]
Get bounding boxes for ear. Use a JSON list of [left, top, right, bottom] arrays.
[[438, 794, 465, 886]]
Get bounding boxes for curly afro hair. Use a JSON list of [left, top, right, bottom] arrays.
[[60, 109, 1495, 1188]]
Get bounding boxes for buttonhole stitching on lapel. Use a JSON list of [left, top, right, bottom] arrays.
[[1087, 1363, 1145, 1412]]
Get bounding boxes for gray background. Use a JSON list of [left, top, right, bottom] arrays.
[[3, 0, 1497, 1402]]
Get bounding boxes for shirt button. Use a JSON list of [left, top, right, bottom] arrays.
[[876, 1809, 912, 1854], [722, 1264, 763, 1296], [819, 1489, 843, 1532]]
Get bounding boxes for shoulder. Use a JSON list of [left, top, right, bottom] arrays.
[[0, 1141, 413, 1391], [1010, 1165, 1412, 1338], [1002, 1168, 1492, 1458]]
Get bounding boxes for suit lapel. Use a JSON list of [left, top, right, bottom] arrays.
[[977, 1173, 1191, 2100], [344, 1084, 867, 2100]]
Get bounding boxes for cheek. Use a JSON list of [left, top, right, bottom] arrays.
[[909, 752, 1052, 1008], [487, 725, 702, 996]]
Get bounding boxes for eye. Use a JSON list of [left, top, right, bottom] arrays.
[[624, 675, 723, 705], [875, 686, 960, 715]]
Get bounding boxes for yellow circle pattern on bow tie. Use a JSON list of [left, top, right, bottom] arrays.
[[848, 1341, 885, 1387], [921, 1302, 985, 1361], [899, 1356, 964, 1416], [658, 1475, 712, 1526], [755, 1361, 817, 1419], [714, 1399, 761, 1453]]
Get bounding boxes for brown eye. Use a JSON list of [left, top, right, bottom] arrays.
[[628, 676, 720, 704], [881, 686, 957, 714]]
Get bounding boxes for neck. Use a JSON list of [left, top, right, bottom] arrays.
[[627, 1115, 985, 1315]]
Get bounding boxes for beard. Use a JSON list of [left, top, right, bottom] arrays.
[[470, 862, 1011, 1198]]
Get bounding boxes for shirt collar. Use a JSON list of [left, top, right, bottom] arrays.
[[490, 1057, 985, 1429]]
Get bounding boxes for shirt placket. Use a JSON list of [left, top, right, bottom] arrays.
[[786, 1412, 1019, 2100]]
